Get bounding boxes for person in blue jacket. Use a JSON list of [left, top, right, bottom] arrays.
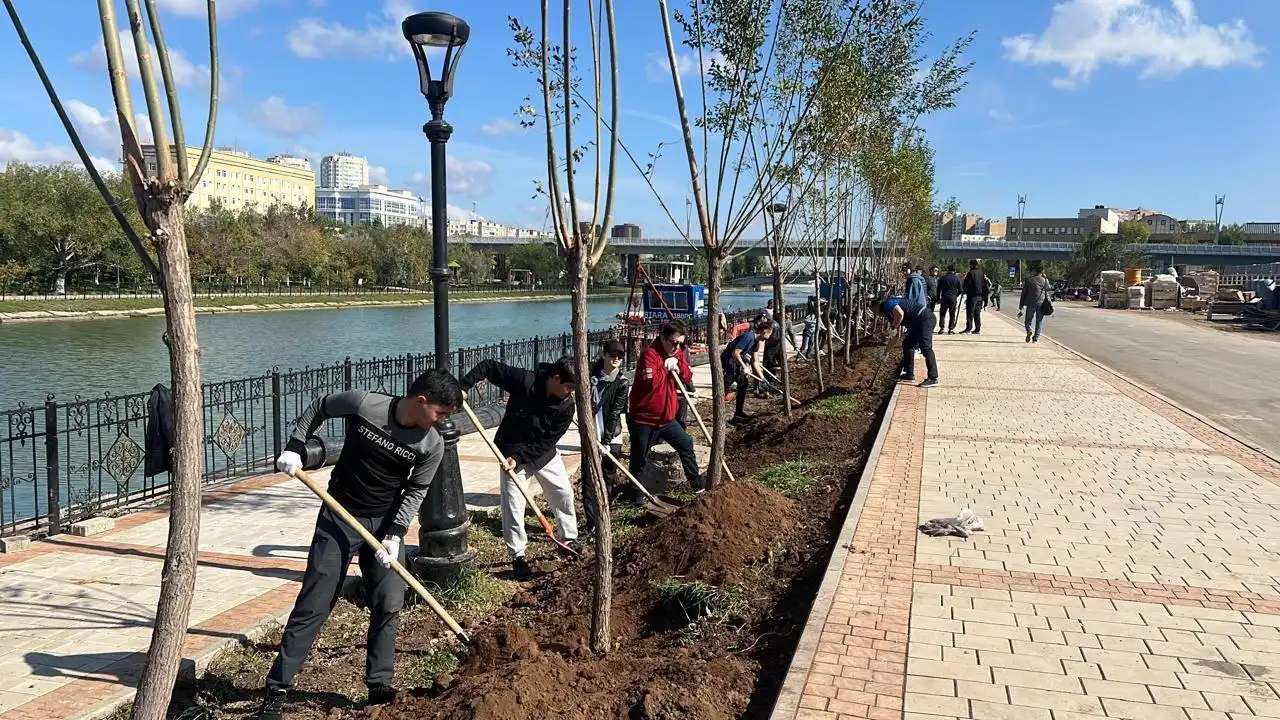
[[881, 264, 939, 388]]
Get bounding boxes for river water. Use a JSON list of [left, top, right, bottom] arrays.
[[0, 291, 791, 412]]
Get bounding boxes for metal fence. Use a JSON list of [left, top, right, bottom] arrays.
[[0, 282, 602, 303], [0, 304, 800, 537]]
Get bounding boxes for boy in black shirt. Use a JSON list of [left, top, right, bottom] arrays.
[[257, 369, 462, 719]]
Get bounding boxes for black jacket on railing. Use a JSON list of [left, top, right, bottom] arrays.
[[144, 384, 174, 477]]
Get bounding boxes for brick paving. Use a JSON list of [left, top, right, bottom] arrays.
[[773, 314, 1280, 720]]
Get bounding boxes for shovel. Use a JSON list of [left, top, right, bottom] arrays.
[[669, 369, 737, 483], [596, 441, 679, 518], [755, 366, 803, 405], [290, 468, 470, 643], [460, 400, 579, 557]]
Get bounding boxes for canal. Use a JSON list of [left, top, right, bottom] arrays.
[[0, 291, 792, 411]]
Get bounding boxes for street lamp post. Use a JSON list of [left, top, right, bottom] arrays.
[[403, 11, 476, 586]]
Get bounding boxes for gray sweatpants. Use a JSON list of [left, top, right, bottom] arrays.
[[266, 506, 405, 690]]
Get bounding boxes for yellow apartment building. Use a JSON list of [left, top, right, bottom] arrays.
[[139, 145, 316, 211]]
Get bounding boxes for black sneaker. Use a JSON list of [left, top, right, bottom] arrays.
[[919, 378, 939, 388], [256, 688, 287, 720], [730, 413, 751, 425], [367, 684, 398, 706], [1026, 330, 1032, 343], [690, 474, 707, 495], [896, 374, 916, 383], [512, 556, 534, 581]]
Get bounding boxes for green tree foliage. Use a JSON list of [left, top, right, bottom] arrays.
[[0, 162, 141, 293], [1065, 232, 1140, 286], [447, 243, 495, 286], [0, 162, 530, 290], [1117, 220, 1151, 244], [1221, 224, 1246, 246], [590, 253, 622, 286], [506, 242, 564, 284], [690, 254, 709, 283]]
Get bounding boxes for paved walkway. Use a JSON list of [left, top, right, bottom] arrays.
[[773, 313, 1280, 720]]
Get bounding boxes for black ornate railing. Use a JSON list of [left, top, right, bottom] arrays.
[[0, 304, 802, 537]]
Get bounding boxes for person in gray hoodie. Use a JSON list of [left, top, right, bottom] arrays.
[[1018, 265, 1052, 343]]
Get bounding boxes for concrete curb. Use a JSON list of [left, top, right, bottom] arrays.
[[992, 311, 1280, 465], [767, 383, 902, 720]]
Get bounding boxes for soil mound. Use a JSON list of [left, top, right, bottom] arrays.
[[616, 482, 797, 586]]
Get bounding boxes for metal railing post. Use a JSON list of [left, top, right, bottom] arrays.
[[270, 371, 282, 461], [343, 357, 354, 391], [43, 397, 61, 536]]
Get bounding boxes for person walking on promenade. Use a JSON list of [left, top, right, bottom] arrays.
[[926, 265, 940, 314], [582, 340, 629, 535], [459, 357, 580, 580], [1018, 265, 1053, 343], [960, 259, 989, 334], [626, 322, 706, 502], [883, 265, 938, 387], [989, 278, 1002, 311], [936, 264, 962, 333], [258, 369, 463, 718]]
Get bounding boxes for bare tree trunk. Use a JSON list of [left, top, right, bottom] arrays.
[[705, 253, 727, 489], [132, 197, 203, 720], [813, 270, 824, 393], [569, 255, 611, 654], [772, 266, 792, 416]]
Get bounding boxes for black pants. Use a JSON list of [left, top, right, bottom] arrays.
[[901, 308, 939, 381], [626, 417, 701, 495], [267, 506, 405, 691], [938, 299, 959, 331], [964, 296, 983, 332], [581, 441, 620, 531], [990, 294, 1001, 310]]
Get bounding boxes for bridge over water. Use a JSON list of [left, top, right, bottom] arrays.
[[458, 236, 1280, 266]]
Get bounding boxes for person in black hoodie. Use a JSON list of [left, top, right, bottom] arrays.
[[961, 259, 990, 334], [936, 265, 962, 334], [460, 357, 578, 580], [582, 340, 630, 535]]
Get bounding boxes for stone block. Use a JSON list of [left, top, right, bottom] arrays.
[[70, 516, 116, 536], [0, 534, 31, 552]]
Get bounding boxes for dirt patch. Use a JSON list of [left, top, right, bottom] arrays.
[[170, 338, 894, 719]]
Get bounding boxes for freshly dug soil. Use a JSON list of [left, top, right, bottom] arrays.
[[333, 340, 892, 720]]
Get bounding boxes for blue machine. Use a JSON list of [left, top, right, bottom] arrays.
[[819, 277, 848, 302], [643, 283, 708, 321]]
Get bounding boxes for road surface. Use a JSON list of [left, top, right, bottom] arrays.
[[995, 301, 1280, 457]]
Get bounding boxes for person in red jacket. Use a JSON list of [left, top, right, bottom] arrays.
[[626, 321, 706, 503]]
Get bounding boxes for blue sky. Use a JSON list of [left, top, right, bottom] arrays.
[[0, 0, 1274, 235]]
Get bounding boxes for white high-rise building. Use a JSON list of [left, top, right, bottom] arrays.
[[319, 152, 369, 189], [315, 185, 422, 227]]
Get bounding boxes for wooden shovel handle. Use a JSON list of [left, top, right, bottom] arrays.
[[291, 468, 469, 643]]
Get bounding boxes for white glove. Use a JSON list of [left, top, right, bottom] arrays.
[[374, 536, 400, 568], [276, 450, 302, 477], [663, 356, 680, 372]]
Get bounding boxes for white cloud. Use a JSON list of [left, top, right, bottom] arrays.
[[478, 118, 523, 137], [987, 108, 1015, 123], [369, 165, 390, 185], [66, 100, 152, 152], [444, 157, 494, 197], [70, 31, 208, 87], [645, 49, 726, 81], [1002, 0, 1262, 88], [0, 128, 116, 172], [248, 96, 323, 137], [287, 0, 421, 61], [624, 108, 681, 131], [155, 0, 258, 19]]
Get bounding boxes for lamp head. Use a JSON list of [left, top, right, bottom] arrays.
[[768, 202, 788, 215], [402, 12, 470, 114]]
